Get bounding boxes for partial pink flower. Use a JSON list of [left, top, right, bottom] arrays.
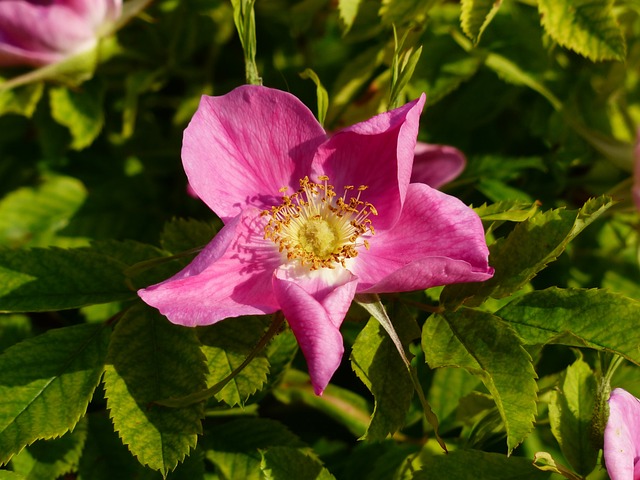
[[139, 85, 493, 395], [604, 388, 640, 480], [411, 142, 466, 189], [0, 0, 122, 68]]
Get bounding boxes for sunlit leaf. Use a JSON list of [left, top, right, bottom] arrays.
[[10, 418, 87, 479], [0, 324, 109, 464], [0, 175, 87, 248], [460, 0, 503, 43], [538, 0, 626, 61], [441, 196, 613, 308], [0, 82, 43, 117], [49, 79, 105, 150], [548, 357, 598, 476], [423, 309, 537, 453], [351, 314, 418, 441], [198, 316, 271, 406], [104, 305, 206, 475]]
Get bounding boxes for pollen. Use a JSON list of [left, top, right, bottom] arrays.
[[262, 176, 376, 270]]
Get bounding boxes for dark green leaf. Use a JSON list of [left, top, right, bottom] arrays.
[[0, 324, 109, 464], [273, 369, 371, 438], [0, 247, 135, 312], [103, 305, 206, 475], [204, 418, 304, 480], [423, 309, 537, 453], [260, 446, 335, 480], [498, 287, 640, 365], [160, 218, 217, 255], [414, 449, 552, 479]]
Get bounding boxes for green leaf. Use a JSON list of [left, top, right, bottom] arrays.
[[0, 82, 43, 117], [49, 79, 105, 150], [160, 218, 218, 255], [0, 247, 135, 312], [548, 357, 598, 476], [473, 200, 539, 223], [273, 369, 371, 438], [461, 0, 503, 44], [10, 418, 87, 480], [427, 367, 482, 433], [350, 314, 417, 441], [299, 69, 329, 127], [389, 27, 423, 109], [0, 175, 87, 248], [103, 305, 206, 475], [0, 314, 32, 353], [498, 288, 640, 366], [198, 316, 271, 406], [423, 309, 537, 453], [414, 449, 552, 479], [441, 196, 613, 308], [0, 324, 110, 464], [537, 0, 626, 61], [78, 413, 155, 480], [0, 472, 26, 479], [326, 46, 385, 127], [337, 0, 362, 34], [379, 0, 433, 27], [204, 418, 304, 480], [260, 447, 335, 480]]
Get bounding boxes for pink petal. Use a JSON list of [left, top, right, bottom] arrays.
[[0, 0, 109, 67], [411, 143, 466, 189], [604, 388, 640, 480], [273, 266, 358, 395], [314, 94, 426, 230], [138, 208, 282, 326], [352, 182, 493, 293], [182, 85, 327, 222]]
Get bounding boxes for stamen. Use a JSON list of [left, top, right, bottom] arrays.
[[263, 176, 377, 270]]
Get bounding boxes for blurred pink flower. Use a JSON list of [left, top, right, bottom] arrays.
[[0, 0, 122, 67], [604, 388, 640, 480], [139, 85, 493, 394], [411, 142, 466, 189]]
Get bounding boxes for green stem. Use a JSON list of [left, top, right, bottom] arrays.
[[156, 312, 285, 408]]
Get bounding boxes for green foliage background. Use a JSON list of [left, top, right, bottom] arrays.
[[1, 0, 640, 478]]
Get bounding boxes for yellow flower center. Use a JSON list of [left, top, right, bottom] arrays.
[[263, 176, 377, 270]]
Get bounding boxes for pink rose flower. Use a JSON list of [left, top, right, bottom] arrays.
[[604, 388, 640, 479], [410, 142, 466, 189], [0, 0, 122, 67], [139, 85, 493, 395]]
